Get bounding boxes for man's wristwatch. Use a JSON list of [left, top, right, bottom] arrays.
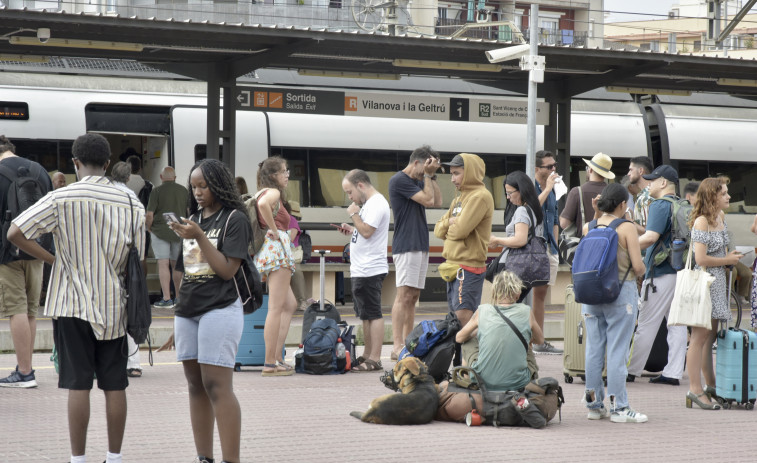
[[424, 174, 437, 181]]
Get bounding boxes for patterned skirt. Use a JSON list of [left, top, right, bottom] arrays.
[[255, 230, 296, 281]]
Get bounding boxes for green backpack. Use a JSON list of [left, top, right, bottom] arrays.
[[650, 196, 693, 271]]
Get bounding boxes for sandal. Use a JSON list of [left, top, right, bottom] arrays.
[[126, 368, 142, 378], [276, 361, 294, 371], [261, 363, 294, 377], [352, 359, 382, 372], [354, 356, 365, 367]]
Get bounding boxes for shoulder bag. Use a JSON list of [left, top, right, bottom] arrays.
[[124, 194, 152, 346], [558, 185, 584, 266], [486, 207, 550, 290], [220, 209, 264, 314]]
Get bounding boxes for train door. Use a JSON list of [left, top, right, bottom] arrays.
[[85, 103, 172, 185]]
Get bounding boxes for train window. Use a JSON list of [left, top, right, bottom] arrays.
[[272, 147, 526, 209], [0, 101, 29, 120], [677, 160, 757, 209], [10, 139, 75, 174], [193, 145, 225, 164], [85, 104, 171, 135]]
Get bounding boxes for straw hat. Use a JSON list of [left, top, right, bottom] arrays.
[[582, 152, 615, 180]]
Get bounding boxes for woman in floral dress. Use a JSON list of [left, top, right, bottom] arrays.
[[685, 177, 745, 409]]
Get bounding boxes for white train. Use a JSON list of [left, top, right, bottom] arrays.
[[2, 69, 757, 250]]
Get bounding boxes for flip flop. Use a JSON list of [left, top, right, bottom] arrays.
[[352, 359, 382, 372], [262, 363, 294, 377]]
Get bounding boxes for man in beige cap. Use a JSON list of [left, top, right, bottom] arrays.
[[559, 153, 617, 238]]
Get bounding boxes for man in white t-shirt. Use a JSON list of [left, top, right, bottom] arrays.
[[339, 169, 390, 372]]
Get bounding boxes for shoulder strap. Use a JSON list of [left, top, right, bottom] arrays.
[[587, 219, 598, 232], [0, 163, 17, 182], [125, 192, 136, 249], [608, 218, 631, 230], [491, 306, 529, 352], [577, 185, 585, 230], [525, 206, 536, 242]]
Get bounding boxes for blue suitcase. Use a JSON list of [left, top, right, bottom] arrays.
[[234, 296, 285, 371], [715, 299, 757, 410]]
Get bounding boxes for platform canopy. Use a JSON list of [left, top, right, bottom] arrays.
[[2, 8, 757, 98]]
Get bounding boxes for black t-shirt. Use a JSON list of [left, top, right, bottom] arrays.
[[175, 208, 251, 318], [388, 171, 428, 254], [0, 156, 53, 264]]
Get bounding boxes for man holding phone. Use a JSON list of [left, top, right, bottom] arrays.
[[145, 166, 188, 308], [387, 145, 442, 359]]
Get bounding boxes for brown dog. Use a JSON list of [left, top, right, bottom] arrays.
[[350, 357, 439, 425]]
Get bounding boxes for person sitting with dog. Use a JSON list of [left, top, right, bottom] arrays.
[[455, 271, 543, 390]]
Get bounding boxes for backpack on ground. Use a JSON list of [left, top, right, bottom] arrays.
[[572, 218, 632, 305], [299, 232, 312, 263], [298, 318, 341, 375], [244, 189, 279, 256], [0, 162, 52, 261], [399, 313, 461, 383], [649, 196, 693, 271]]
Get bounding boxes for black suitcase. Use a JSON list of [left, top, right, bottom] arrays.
[[301, 250, 341, 343]]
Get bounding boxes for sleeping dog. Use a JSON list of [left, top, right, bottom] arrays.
[[350, 357, 439, 425]]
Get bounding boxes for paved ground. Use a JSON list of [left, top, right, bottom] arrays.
[[1, 337, 756, 462]]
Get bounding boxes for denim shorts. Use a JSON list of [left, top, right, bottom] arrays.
[[175, 298, 244, 368], [447, 268, 485, 313]]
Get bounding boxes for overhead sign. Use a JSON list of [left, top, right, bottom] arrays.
[[235, 86, 549, 125], [235, 87, 344, 115]]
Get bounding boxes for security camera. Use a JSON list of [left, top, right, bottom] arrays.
[[37, 28, 51, 44], [485, 44, 531, 64]]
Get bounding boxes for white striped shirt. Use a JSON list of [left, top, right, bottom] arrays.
[[13, 176, 145, 340]]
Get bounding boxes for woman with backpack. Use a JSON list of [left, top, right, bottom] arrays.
[[170, 159, 252, 463], [255, 156, 297, 377], [685, 177, 744, 410], [581, 183, 647, 423]]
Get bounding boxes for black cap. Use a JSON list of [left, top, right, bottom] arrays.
[[443, 154, 465, 167], [642, 165, 678, 184]]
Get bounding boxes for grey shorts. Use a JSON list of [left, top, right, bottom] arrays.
[[352, 273, 386, 321], [151, 233, 182, 261], [394, 251, 429, 289], [174, 298, 244, 368]]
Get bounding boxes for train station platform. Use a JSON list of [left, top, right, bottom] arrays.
[[1, 340, 755, 461], [0, 301, 568, 353]]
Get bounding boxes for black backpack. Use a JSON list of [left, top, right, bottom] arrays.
[[0, 162, 52, 261], [299, 232, 312, 263], [137, 180, 153, 207], [124, 193, 151, 345], [399, 313, 461, 383]]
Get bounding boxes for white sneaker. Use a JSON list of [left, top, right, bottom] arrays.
[[587, 406, 610, 420], [610, 407, 648, 423]]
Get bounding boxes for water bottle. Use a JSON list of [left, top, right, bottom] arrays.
[[336, 338, 347, 372], [671, 239, 686, 270], [294, 344, 304, 370]]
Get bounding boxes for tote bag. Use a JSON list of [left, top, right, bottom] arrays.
[[668, 248, 715, 329]]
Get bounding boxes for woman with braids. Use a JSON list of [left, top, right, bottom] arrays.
[[685, 177, 743, 411], [169, 159, 250, 463], [255, 156, 297, 376]]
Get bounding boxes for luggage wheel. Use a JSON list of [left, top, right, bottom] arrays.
[[564, 373, 573, 384]]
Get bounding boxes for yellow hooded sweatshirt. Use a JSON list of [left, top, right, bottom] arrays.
[[433, 153, 494, 268]]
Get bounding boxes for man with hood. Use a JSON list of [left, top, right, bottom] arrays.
[[434, 153, 494, 327]]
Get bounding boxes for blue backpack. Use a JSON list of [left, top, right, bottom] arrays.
[[399, 314, 461, 383], [300, 318, 340, 375], [571, 218, 632, 305]]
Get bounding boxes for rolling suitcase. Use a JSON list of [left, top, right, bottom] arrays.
[[301, 250, 341, 343], [235, 295, 280, 370], [715, 270, 757, 409], [563, 285, 586, 383]]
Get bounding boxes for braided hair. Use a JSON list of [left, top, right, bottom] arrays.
[[187, 159, 250, 224]]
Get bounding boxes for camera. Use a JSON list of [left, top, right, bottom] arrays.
[[37, 28, 51, 44], [485, 44, 530, 63]]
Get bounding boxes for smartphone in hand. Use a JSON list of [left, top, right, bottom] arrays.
[[330, 223, 350, 234], [163, 212, 181, 224]]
